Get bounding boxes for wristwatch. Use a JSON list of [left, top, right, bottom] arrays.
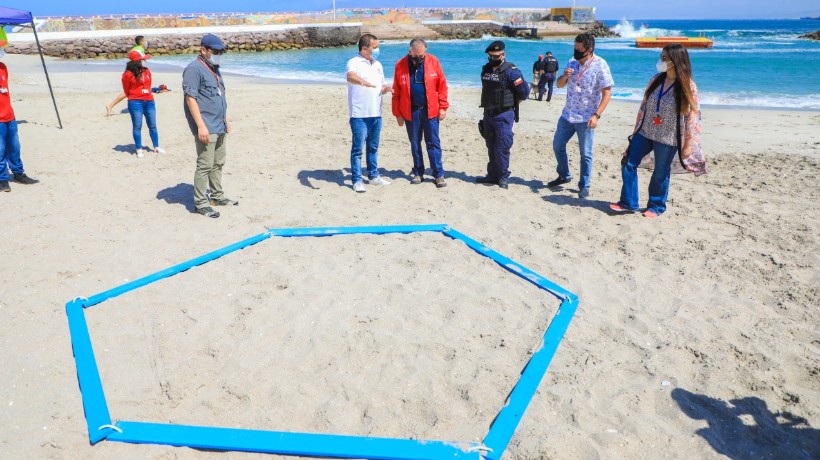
[[592, 113, 601, 119]]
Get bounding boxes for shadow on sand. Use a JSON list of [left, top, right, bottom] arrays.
[[672, 388, 819, 459]]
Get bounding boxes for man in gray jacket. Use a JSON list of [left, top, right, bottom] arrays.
[[182, 33, 237, 218]]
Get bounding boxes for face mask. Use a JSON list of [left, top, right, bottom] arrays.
[[573, 49, 588, 61], [370, 47, 380, 60], [144, 41, 149, 49], [488, 55, 503, 65], [656, 59, 669, 72], [409, 55, 425, 66], [210, 54, 221, 66], [0, 48, 5, 59]]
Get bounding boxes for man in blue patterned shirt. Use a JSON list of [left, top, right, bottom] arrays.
[[548, 33, 614, 199]]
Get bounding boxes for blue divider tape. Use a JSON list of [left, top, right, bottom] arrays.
[[107, 421, 483, 460], [481, 297, 579, 459], [65, 299, 112, 444], [442, 228, 577, 302], [82, 232, 271, 308], [268, 224, 448, 237]]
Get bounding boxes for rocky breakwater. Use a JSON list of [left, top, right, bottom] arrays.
[[580, 20, 620, 38], [426, 23, 504, 39], [6, 26, 360, 59], [798, 30, 820, 40]]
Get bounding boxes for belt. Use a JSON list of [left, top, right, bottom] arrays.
[[484, 108, 513, 116]]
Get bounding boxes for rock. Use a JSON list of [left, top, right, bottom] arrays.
[[798, 30, 820, 40], [580, 20, 620, 38]]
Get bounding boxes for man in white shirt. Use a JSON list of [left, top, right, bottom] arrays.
[[345, 34, 393, 193]]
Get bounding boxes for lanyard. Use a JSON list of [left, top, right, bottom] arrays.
[[574, 56, 594, 91], [656, 80, 675, 113], [198, 57, 223, 92]]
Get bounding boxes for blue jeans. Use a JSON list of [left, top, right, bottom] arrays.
[[483, 110, 515, 180], [127, 99, 159, 149], [0, 120, 23, 181], [618, 132, 678, 215], [552, 116, 595, 190], [350, 117, 382, 184], [405, 108, 443, 178]]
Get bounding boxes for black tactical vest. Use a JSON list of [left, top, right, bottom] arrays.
[[544, 57, 559, 73], [480, 62, 516, 112]]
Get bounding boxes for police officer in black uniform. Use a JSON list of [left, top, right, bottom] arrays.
[[477, 40, 529, 189], [541, 51, 560, 102]]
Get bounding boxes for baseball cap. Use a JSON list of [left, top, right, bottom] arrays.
[[128, 50, 151, 61], [201, 34, 226, 51]]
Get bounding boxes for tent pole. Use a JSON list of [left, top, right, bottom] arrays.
[[31, 23, 62, 129]]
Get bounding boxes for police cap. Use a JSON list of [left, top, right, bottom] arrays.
[[485, 41, 505, 53]]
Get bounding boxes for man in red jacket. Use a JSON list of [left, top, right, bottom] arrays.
[[391, 38, 449, 188], [0, 50, 39, 192]]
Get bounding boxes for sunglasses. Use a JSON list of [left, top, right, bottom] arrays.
[[208, 47, 226, 55]]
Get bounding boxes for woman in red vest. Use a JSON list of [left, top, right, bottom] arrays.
[[121, 50, 164, 157]]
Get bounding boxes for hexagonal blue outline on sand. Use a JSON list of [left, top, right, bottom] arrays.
[[66, 224, 578, 460]]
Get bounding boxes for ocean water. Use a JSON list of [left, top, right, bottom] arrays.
[[151, 19, 820, 109]]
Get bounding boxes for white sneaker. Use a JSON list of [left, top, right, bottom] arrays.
[[154, 147, 166, 154], [369, 176, 391, 186], [136, 148, 144, 158], [353, 181, 365, 193]]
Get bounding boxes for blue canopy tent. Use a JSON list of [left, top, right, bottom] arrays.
[[0, 6, 62, 128]]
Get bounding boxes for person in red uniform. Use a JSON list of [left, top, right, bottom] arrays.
[[391, 38, 449, 187], [0, 48, 39, 192], [121, 50, 164, 157]]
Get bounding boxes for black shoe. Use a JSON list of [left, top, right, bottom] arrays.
[[195, 206, 220, 218], [13, 173, 39, 185], [498, 180, 509, 189], [578, 188, 590, 199], [475, 176, 497, 184], [0, 180, 9, 192], [547, 176, 571, 188]]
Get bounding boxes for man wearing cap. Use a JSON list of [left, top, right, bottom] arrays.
[[391, 38, 449, 188], [183, 33, 237, 218], [345, 33, 392, 193], [476, 40, 529, 189], [548, 32, 613, 199], [0, 42, 39, 192], [541, 51, 560, 102], [532, 54, 545, 100]]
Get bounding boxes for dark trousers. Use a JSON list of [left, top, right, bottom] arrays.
[[405, 107, 444, 178], [483, 110, 515, 180], [540, 73, 556, 101]]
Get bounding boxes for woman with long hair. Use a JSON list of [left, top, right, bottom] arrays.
[[121, 50, 164, 157], [610, 43, 707, 218]]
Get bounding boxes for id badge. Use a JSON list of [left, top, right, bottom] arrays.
[[217, 89, 222, 96], [575, 84, 582, 93]]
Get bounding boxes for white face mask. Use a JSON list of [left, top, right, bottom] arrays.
[[656, 59, 669, 73], [210, 54, 221, 66], [0, 48, 5, 59]]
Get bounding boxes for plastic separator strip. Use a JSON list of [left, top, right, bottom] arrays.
[[442, 228, 577, 302], [82, 232, 272, 309], [268, 224, 448, 237], [65, 299, 112, 444], [480, 297, 579, 459], [107, 421, 482, 460]]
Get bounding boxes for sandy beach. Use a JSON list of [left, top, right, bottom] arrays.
[[0, 53, 818, 459]]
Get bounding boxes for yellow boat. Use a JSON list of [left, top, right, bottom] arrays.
[[635, 37, 714, 49]]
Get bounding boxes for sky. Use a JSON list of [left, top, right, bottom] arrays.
[[18, 0, 820, 20]]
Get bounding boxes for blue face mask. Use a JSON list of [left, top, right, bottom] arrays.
[[370, 47, 380, 60]]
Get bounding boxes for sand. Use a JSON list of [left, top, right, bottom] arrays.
[[0, 53, 818, 459]]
